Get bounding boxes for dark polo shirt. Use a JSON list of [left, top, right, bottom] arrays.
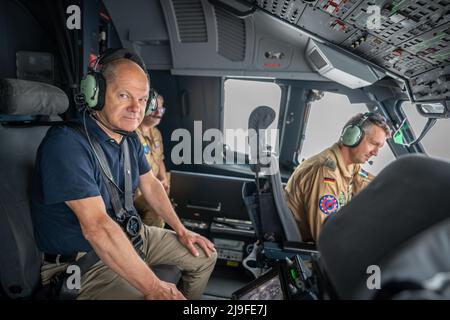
[[31, 112, 150, 255]]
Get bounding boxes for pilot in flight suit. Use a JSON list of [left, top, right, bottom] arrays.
[[285, 112, 391, 242], [285, 143, 374, 242]]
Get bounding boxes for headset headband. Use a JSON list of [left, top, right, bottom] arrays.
[[92, 48, 148, 75], [357, 112, 372, 127]]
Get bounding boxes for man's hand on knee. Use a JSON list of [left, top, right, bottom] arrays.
[[177, 229, 216, 258], [144, 280, 186, 300]]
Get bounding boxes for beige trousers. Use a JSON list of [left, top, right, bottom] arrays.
[[41, 225, 217, 300]]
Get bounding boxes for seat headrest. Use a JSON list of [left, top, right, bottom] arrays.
[[0, 78, 68, 116]]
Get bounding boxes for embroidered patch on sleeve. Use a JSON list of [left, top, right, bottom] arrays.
[[319, 195, 339, 214], [323, 177, 336, 184]]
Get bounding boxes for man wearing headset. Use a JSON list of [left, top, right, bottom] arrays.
[[285, 112, 391, 243], [134, 93, 169, 228], [31, 49, 216, 300]]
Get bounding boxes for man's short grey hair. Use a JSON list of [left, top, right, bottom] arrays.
[[101, 59, 121, 85], [344, 112, 392, 138], [101, 58, 149, 86]]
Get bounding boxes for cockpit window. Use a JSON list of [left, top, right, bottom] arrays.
[[300, 92, 396, 175], [400, 101, 450, 161], [222, 79, 281, 156]]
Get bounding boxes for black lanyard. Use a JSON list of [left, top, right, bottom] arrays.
[[83, 125, 143, 250], [73, 105, 133, 218], [88, 135, 133, 222]]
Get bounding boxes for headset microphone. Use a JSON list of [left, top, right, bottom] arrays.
[[112, 129, 132, 136], [91, 112, 132, 136]]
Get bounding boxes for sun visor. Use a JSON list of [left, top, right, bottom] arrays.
[[305, 39, 386, 89]]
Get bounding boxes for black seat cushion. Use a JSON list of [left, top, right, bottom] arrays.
[[0, 78, 68, 298], [0, 124, 49, 298]]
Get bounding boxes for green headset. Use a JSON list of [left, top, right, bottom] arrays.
[[80, 48, 157, 115], [340, 112, 373, 147]]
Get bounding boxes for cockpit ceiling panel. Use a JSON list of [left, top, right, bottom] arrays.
[[253, 0, 308, 24], [379, 47, 434, 77], [341, 31, 395, 59], [298, 6, 359, 44], [316, 0, 363, 20], [401, 23, 450, 66], [410, 64, 450, 100], [246, 0, 450, 101]]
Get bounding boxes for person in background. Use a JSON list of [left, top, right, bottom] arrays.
[[134, 93, 170, 228]]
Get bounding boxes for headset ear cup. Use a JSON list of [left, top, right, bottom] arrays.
[[145, 89, 157, 116], [356, 129, 365, 147], [80, 73, 98, 109], [341, 125, 363, 147], [95, 73, 106, 111], [80, 72, 106, 110]]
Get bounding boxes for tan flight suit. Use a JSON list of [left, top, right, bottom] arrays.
[[285, 143, 374, 243], [134, 127, 168, 228], [41, 226, 217, 300]]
